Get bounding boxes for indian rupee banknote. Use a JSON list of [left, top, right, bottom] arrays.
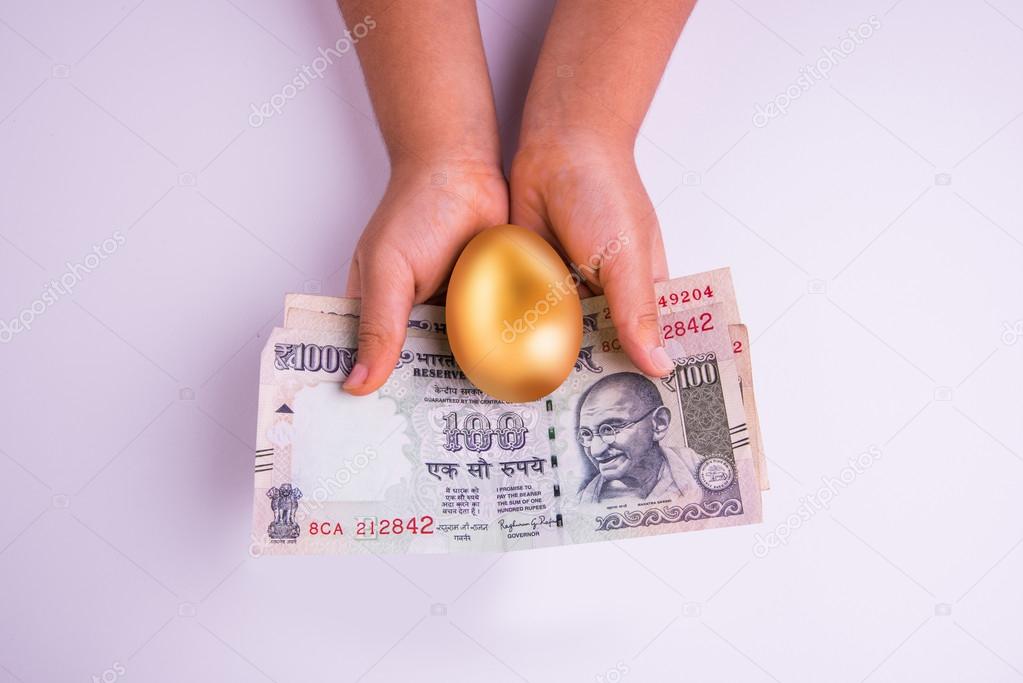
[[253, 295, 762, 555], [287, 268, 768, 489]]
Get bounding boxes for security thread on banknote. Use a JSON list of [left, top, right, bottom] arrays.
[[252, 268, 765, 555]]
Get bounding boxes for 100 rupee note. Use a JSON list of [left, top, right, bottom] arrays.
[[286, 269, 768, 489], [253, 302, 762, 555]]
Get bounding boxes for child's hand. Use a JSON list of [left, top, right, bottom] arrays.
[[510, 131, 673, 378], [343, 159, 507, 395], [337, 0, 693, 392], [504, 0, 692, 380]]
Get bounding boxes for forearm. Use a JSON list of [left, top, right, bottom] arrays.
[[339, 0, 501, 169], [520, 0, 696, 148]]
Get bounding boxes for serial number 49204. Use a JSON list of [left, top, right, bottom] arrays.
[[658, 285, 714, 307]]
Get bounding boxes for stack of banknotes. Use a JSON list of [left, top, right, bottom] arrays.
[[252, 267, 767, 555]]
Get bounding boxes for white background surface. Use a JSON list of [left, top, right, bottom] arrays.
[[2, 1, 1022, 681]]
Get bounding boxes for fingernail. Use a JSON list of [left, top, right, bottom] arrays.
[[649, 346, 674, 376], [343, 363, 368, 391]]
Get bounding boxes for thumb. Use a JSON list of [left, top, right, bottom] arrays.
[[342, 252, 415, 395], [598, 240, 674, 378]]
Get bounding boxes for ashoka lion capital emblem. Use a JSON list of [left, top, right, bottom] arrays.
[[267, 483, 303, 540]]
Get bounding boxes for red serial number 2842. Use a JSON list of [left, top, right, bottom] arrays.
[[307, 516, 436, 538], [598, 311, 717, 352]]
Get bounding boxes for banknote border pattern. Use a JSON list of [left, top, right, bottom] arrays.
[[593, 499, 743, 531]]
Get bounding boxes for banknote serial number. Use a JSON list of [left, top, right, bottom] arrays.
[[662, 312, 714, 340], [345, 516, 435, 539], [658, 285, 715, 308], [595, 286, 715, 322]]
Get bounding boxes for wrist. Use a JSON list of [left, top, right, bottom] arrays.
[[384, 115, 501, 178], [513, 124, 637, 179], [385, 154, 509, 226], [518, 82, 638, 155], [389, 150, 503, 184]]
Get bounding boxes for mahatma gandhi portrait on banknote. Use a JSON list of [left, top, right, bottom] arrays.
[[573, 371, 705, 506]]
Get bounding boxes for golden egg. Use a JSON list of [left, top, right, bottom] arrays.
[[447, 224, 583, 403]]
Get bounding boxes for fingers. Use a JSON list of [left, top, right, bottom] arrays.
[[599, 234, 674, 378], [342, 250, 416, 396]]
